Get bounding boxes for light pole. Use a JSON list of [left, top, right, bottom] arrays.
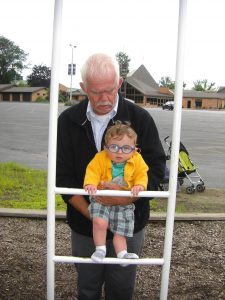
[[69, 44, 76, 101]]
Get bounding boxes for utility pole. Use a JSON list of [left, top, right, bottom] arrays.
[[69, 44, 76, 101]]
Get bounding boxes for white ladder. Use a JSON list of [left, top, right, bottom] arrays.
[[47, 0, 187, 299]]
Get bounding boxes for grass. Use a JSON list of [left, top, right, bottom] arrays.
[[0, 162, 224, 213], [0, 162, 65, 210], [150, 187, 225, 213]]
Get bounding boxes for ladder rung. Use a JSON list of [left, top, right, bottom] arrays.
[[54, 187, 169, 198], [53, 255, 164, 265]]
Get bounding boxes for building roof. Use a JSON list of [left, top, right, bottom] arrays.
[[0, 84, 15, 91], [125, 65, 225, 101], [1, 87, 47, 93], [126, 64, 159, 94], [69, 88, 86, 95], [183, 90, 225, 99], [217, 86, 225, 93], [126, 65, 173, 98]]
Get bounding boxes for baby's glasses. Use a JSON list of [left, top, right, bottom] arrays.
[[105, 144, 135, 154]]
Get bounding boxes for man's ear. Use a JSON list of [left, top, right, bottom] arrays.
[[80, 82, 87, 93], [118, 77, 123, 89]]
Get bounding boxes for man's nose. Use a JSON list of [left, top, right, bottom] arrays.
[[99, 92, 109, 100]]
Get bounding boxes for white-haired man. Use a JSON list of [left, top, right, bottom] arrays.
[[56, 53, 166, 300]]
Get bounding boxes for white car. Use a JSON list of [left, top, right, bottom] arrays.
[[162, 101, 174, 110]]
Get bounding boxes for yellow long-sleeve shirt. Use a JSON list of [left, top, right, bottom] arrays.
[[84, 150, 149, 190]]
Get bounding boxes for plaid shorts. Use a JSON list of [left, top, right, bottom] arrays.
[[88, 201, 135, 237]]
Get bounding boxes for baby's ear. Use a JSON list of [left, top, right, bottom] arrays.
[[135, 147, 141, 153]]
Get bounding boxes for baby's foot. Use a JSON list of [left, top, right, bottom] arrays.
[[91, 249, 106, 262], [123, 252, 139, 259], [120, 252, 139, 267]]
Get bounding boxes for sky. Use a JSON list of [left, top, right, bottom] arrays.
[[1, 0, 225, 89]]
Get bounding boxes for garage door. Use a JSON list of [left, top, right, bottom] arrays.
[[12, 93, 20, 101], [23, 93, 31, 102], [2, 93, 10, 101]]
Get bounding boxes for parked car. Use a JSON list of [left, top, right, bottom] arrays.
[[162, 101, 174, 110]]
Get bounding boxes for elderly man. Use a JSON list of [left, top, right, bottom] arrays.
[[56, 53, 166, 300]]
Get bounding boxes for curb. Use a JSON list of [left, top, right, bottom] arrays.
[[0, 208, 225, 221]]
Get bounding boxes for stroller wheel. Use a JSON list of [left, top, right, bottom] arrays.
[[186, 186, 195, 194], [196, 184, 205, 193], [196, 184, 205, 192]]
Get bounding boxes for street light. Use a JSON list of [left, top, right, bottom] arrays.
[[69, 44, 76, 101]]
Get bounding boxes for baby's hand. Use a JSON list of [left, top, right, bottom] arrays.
[[85, 184, 97, 196], [131, 185, 144, 196]]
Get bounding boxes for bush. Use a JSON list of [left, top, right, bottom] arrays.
[[35, 96, 49, 103], [64, 100, 79, 106]]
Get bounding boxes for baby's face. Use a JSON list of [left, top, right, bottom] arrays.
[[105, 135, 135, 164]]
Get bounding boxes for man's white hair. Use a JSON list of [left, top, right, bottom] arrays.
[[80, 53, 120, 87]]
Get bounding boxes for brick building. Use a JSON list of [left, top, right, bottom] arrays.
[[0, 85, 47, 102], [183, 89, 225, 109]]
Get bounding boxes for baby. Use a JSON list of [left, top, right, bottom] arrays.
[[84, 121, 149, 263]]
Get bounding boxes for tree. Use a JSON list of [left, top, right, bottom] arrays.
[[27, 64, 51, 87], [16, 80, 29, 87], [58, 90, 68, 103], [159, 76, 175, 89], [115, 52, 131, 98], [115, 52, 131, 79], [192, 79, 216, 91], [0, 36, 28, 83], [159, 76, 186, 90]]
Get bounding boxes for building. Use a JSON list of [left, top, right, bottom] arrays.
[[183, 90, 225, 109], [121, 65, 225, 109], [0, 85, 47, 102], [0, 83, 71, 102], [1, 68, 225, 109], [120, 65, 174, 107], [68, 64, 225, 108], [66, 65, 174, 106], [69, 88, 86, 101]]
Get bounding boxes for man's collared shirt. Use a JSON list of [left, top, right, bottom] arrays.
[[86, 95, 119, 152]]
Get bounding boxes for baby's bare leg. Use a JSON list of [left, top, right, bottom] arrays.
[[93, 217, 108, 246], [91, 217, 108, 262], [113, 234, 127, 255], [114, 234, 139, 266]]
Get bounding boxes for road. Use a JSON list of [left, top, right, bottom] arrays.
[[0, 102, 224, 188]]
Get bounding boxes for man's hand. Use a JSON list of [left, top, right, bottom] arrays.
[[99, 181, 121, 191], [95, 181, 137, 206]]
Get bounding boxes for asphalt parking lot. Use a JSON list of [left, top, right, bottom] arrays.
[[0, 102, 224, 188]]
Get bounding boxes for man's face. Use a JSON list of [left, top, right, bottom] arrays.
[[80, 73, 123, 115]]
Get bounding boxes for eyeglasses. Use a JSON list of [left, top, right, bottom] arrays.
[[105, 144, 135, 154]]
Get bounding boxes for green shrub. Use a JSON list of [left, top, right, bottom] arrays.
[[35, 96, 49, 103]]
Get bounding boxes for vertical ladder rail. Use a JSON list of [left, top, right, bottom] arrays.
[[160, 0, 187, 299], [47, 0, 63, 299]]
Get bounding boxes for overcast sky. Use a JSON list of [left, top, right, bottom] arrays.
[[1, 0, 225, 89]]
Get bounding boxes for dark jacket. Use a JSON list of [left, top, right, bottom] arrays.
[[56, 95, 166, 237]]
